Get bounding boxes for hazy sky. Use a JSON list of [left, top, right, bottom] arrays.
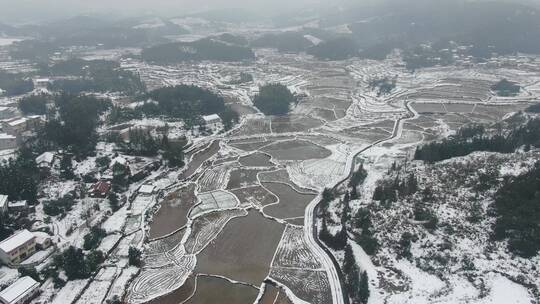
[[0, 0, 327, 23]]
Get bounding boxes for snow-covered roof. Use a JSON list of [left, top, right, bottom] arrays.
[[7, 201, 26, 208], [6, 118, 26, 127], [138, 184, 155, 194], [0, 195, 7, 209], [35, 78, 50, 82], [32, 231, 51, 245], [0, 230, 35, 254], [0, 276, 39, 304], [0, 133, 15, 140], [112, 156, 128, 166], [36, 152, 55, 165], [202, 114, 221, 122]]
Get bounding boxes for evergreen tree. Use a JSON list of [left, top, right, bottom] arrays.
[[358, 271, 370, 304], [129, 247, 143, 267], [59, 154, 75, 180], [108, 192, 120, 211]]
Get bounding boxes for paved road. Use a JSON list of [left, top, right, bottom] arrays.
[[305, 99, 417, 304]]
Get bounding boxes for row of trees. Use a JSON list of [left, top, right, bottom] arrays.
[[415, 119, 540, 162], [343, 245, 370, 304]]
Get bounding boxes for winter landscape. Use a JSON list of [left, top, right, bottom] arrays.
[[0, 0, 539, 304]]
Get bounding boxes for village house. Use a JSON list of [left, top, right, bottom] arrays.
[[89, 181, 111, 198], [0, 107, 18, 120], [0, 133, 17, 151], [33, 78, 51, 90], [138, 184, 156, 196], [202, 114, 223, 131], [0, 230, 36, 265], [0, 276, 40, 304], [35, 152, 55, 169], [2, 118, 27, 137], [32, 232, 51, 250], [7, 201, 28, 213]]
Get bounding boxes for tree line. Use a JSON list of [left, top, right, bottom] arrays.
[[414, 119, 540, 162]]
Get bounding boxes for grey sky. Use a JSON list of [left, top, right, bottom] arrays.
[[0, 0, 328, 23]]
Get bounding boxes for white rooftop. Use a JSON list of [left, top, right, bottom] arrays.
[[139, 184, 155, 194], [7, 118, 26, 127], [0, 134, 15, 140], [0, 276, 39, 304], [0, 230, 35, 253], [36, 152, 55, 165], [202, 114, 221, 122], [0, 195, 7, 208]]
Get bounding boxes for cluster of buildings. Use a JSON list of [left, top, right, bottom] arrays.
[[0, 116, 44, 151], [0, 229, 53, 304]]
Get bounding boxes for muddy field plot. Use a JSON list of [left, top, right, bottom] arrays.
[[191, 190, 238, 218], [198, 162, 238, 192], [127, 256, 195, 304], [228, 103, 258, 116], [259, 169, 315, 194], [473, 104, 529, 120], [195, 210, 286, 285], [297, 134, 342, 146], [310, 97, 351, 118], [184, 276, 259, 304], [270, 115, 323, 133], [262, 140, 332, 161], [272, 225, 322, 270], [310, 107, 338, 122], [259, 284, 295, 304], [231, 140, 273, 152], [180, 140, 221, 180], [270, 268, 332, 304], [231, 117, 272, 136], [146, 228, 185, 255], [411, 102, 446, 113], [226, 169, 266, 189], [239, 152, 274, 167], [149, 183, 197, 239], [262, 182, 316, 219], [146, 275, 196, 304], [341, 126, 392, 142], [230, 186, 277, 207], [185, 209, 247, 254]]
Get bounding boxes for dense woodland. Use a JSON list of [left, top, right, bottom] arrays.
[[18, 94, 51, 115], [39, 94, 111, 156], [491, 79, 521, 97], [493, 162, 540, 257], [44, 59, 146, 94], [415, 119, 540, 162], [250, 32, 314, 53], [141, 38, 255, 63], [253, 83, 296, 115], [307, 37, 359, 61], [0, 71, 34, 96]]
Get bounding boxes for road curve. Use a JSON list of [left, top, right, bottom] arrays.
[[306, 99, 416, 304]]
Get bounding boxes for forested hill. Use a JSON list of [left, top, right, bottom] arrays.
[[415, 116, 540, 163], [142, 39, 255, 63]]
